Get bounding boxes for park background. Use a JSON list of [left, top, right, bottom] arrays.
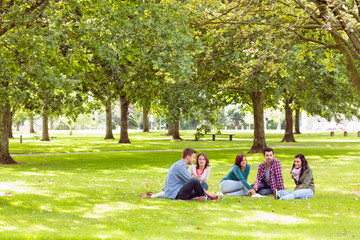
[[1, 0, 360, 239]]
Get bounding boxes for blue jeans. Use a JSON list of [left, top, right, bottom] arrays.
[[278, 189, 314, 200], [219, 180, 248, 196], [201, 182, 209, 191], [252, 181, 273, 195]]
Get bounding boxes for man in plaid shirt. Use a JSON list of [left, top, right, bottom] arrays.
[[252, 147, 285, 195]]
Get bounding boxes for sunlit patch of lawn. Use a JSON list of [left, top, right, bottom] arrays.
[[0, 143, 358, 239], [9, 130, 360, 155]]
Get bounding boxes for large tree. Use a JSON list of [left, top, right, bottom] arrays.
[[77, 1, 196, 143], [0, 0, 88, 163], [278, 45, 360, 142], [188, 0, 291, 152], [0, 0, 53, 164], [289, 0, 360, 95]]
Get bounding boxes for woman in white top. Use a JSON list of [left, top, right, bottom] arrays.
[[188, 152, 211, 191], [144, 152, 211, 198]]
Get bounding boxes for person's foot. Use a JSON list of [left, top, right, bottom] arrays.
[[274, 189, 279, 199], [0, 192, 12, 197], [206, 192, 218, 200], [139, 194, 148, 198], [190, 196, 206, 202]]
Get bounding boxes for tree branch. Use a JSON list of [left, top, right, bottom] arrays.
[[0, 0, 49, 37]]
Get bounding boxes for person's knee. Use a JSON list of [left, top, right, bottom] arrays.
[[190, 177, 200, 183]]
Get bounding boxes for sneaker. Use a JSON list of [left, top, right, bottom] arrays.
[[209, 195, 219, 200], [191, 196, 206, 202], [251, 193, 265, 198], [274, 189, 279, 199]]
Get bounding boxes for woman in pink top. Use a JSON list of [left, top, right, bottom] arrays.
[[188, 152, 211, 191]]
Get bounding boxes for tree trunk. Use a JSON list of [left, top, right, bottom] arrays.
[[50, 118, 54, 130], [330, 31, 360, 95], [172, 121, 182, 140], [9, 109, 14, 138], [167, 123, 174, 136], [248, 91, 267, 153], [294, 106, 301, 134], [29, 113, 36, 133], [119, 94, 131, 143], [281, 98, 296, 142], [104, 101, 115, 140], [143, 103, 150, 132], [16, 121, 20, 131], [0, 98, 17, 164], [41, 107, 50, 141]]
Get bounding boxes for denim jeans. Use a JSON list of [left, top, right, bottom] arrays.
[[252, 181, 273, 195], [219, 180, 248, 196], [176, 177, 205, 200], [278, 189, 314, 200], [201, 182, 209, 191], [153, 182, 208, 199]]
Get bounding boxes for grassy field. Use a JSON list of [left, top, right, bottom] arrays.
[[1, 130, 359, 239], [8, 130, 360, 154]]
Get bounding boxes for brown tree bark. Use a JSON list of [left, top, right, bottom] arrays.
[[41, 110, 50, 141], [294, 106, 301, 134], [29, 113, 36, 133], [172, 121, 182, 140], [281, 98, 296, 142], [104, 101, 115, 140], [143, 103, 150, 132], [0, 98, 17, 164], [330, 31, 360, 95], [41, 95, 50, 141], [248, 91, 267, 153], [293, 1, 360, 95], [119, 94, 131, 143], [9, 109, 14, 138], [167, 123, 174, 136]]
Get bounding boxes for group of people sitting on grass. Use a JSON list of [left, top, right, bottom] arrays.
[[140, 147, 315, 201]]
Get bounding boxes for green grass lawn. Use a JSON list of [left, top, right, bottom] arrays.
[[1, 131, 360, 239], [9, 130, 360, 154]]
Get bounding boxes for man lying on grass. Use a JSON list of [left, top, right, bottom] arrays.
[[141, 148, 217, 201]]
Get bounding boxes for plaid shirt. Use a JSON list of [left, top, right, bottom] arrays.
[[255, 158, 285, 191]]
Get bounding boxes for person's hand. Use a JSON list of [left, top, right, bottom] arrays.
[[249, 189, 256, 195], [196, 175, 201, 180], [253, 185, 258, 191]]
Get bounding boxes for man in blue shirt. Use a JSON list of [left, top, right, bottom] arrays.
[[164, 148, 206, 201]]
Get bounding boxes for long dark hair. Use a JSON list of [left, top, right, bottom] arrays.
[[196, 152, 209, 169], [234, 153, 246, 168], [291, 154, 309, 178]]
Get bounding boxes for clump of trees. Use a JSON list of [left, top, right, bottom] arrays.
[[2, 0, 360, 164]]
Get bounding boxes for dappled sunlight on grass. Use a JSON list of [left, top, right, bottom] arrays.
[[84, 201, 162, 219], [0, 181, 46, 194], [2, 132, 360, 239], [0, 225, 17, 231], [250, 211, 307, 224]]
